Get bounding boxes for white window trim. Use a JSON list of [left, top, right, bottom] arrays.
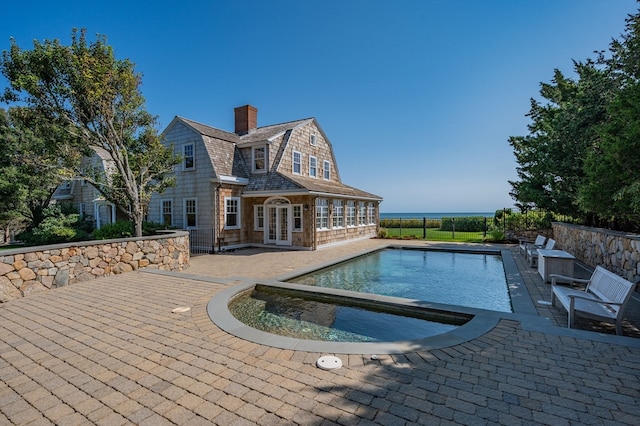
[[254, 205, 264, 230], [347, 201, 356, 227], [316, 198, 329, 230], [323, 160, 331, 180], [224, 197, 241, 230], [309, 155, 318, 178], [161, 199, 173, 226], [310, 134, 317, 146], [252, 146, 268, 173], [368, 202, 376, 225], [292, 150, 302, 175], [293, 204, 303, 232], [183, 143, 195, 171], [358, 202, 367, 226], [183, 198, 197, 228], [332, 199, 344, 229]]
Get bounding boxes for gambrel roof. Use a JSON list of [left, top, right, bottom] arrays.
[[163, 114, 381, 201]]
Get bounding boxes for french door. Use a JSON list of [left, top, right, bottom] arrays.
[[266, 205, 291, 246]]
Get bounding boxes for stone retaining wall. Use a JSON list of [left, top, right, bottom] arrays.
[[0, 231, 190, 303], [552, 222, 640, 284]]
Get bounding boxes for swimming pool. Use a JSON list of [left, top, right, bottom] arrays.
[[288, 248, 512, 313], [207, 245, 529, 354], [228, 286, 468, 342]]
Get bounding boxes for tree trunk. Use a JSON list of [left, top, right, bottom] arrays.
[[132, 208, 144, 238]]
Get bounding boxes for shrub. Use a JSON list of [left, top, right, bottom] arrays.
[[439, 216, 487, 232], [377, 228, 390, 238], [484, 229, 505, 242], [18, 205, 91, 245], [143, 221, 172, 236], [92, 221, 133, 240], [380, 218, 440, 228]]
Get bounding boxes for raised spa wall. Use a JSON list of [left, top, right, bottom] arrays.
[[0, 231, 190, 303], [552, 222, 640, 286]]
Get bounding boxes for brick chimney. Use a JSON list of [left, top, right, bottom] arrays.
[[234, 105, 257, 135]]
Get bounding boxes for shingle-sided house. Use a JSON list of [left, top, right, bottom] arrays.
[[147, 105, 382, 251], [52, 146, 126, 229]]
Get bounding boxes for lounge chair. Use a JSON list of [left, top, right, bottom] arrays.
[[519, 235, 546, 257], [527, 238, 555, 267], [551, 266, 635, 335]]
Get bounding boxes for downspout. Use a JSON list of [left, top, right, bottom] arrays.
[[212, 178, 222, 254], [211, 182, 222, 253], [312, 196, 318, 250]]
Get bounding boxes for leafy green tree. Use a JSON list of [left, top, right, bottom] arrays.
[[0, 108, 67, 230], [509, 61, 616, 220], [1, 29, 180, 237], [576, 12, 640, 230]]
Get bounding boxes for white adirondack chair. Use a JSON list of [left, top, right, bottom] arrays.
[[527, 238, 555, 267]]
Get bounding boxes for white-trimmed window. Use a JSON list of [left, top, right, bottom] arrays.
[[368, 202, 376, 225], [184, 198, 197, 228], [316, 198, 329, 230], [78, 203, 85, 216], [323, 160, 331, 180], [225, 197, 241, 229], [332, 199, 344, 228], [358, 202, 366, 225], [183, 143, 195, 170], [254, 205, 264, 230], [252, 146, 267, 173], [292, 151, 302, 175], [309, 156, 317, 178], [293, 205, 303, 231], [161, 199, 173, 226], [310, 134, 317, 146], [346, 201, 356, 227]]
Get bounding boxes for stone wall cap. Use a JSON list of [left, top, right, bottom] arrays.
[[0, 230, 189, 257], [552, 222, 640, 240]]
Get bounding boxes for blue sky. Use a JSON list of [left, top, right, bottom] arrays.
[[1, 0, 638, 213]]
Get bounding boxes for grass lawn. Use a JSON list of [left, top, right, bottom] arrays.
[[384, 227, 486, 243]]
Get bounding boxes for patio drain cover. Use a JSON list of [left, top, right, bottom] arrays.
[[317, 355, 342, 370]]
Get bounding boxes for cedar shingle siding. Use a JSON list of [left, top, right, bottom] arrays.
[[147, 105, 382, 251]]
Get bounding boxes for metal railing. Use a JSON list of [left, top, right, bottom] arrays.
[[187, 228, 215, 255], [380, 217, 489, 242]]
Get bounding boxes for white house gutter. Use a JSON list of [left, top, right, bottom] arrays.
[[210, 176, 249, 186], [242, 189, 381, 201]]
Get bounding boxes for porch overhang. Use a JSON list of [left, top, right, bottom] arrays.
[[211, 175, 249, 186], [241, 189, 382, 202]]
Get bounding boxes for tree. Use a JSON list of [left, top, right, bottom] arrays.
[[0, 108, 67, 231], [509, 61, 616, 220], [1, 29, 180, 237]]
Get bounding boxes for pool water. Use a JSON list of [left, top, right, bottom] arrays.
[[228, 289, 462, 342], [289, 249, 512, 313]]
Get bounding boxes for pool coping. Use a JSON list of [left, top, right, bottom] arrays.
[[206, 244, 545, 354]]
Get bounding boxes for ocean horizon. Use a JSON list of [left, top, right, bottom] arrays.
[[380, 212, 495, 220]]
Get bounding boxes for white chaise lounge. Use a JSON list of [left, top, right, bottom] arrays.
[[527, 238, 555, 267], [519, 235, 546, 257], [550, 266, 635, 335]]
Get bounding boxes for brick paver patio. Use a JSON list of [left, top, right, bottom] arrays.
[[1, 240, 640, 425]]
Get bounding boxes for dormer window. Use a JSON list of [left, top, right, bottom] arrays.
[[252, 146, 267, 173], [183, 143, 195, 170], [310, 134, 317, 146], [323, 160, 331, 180]]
